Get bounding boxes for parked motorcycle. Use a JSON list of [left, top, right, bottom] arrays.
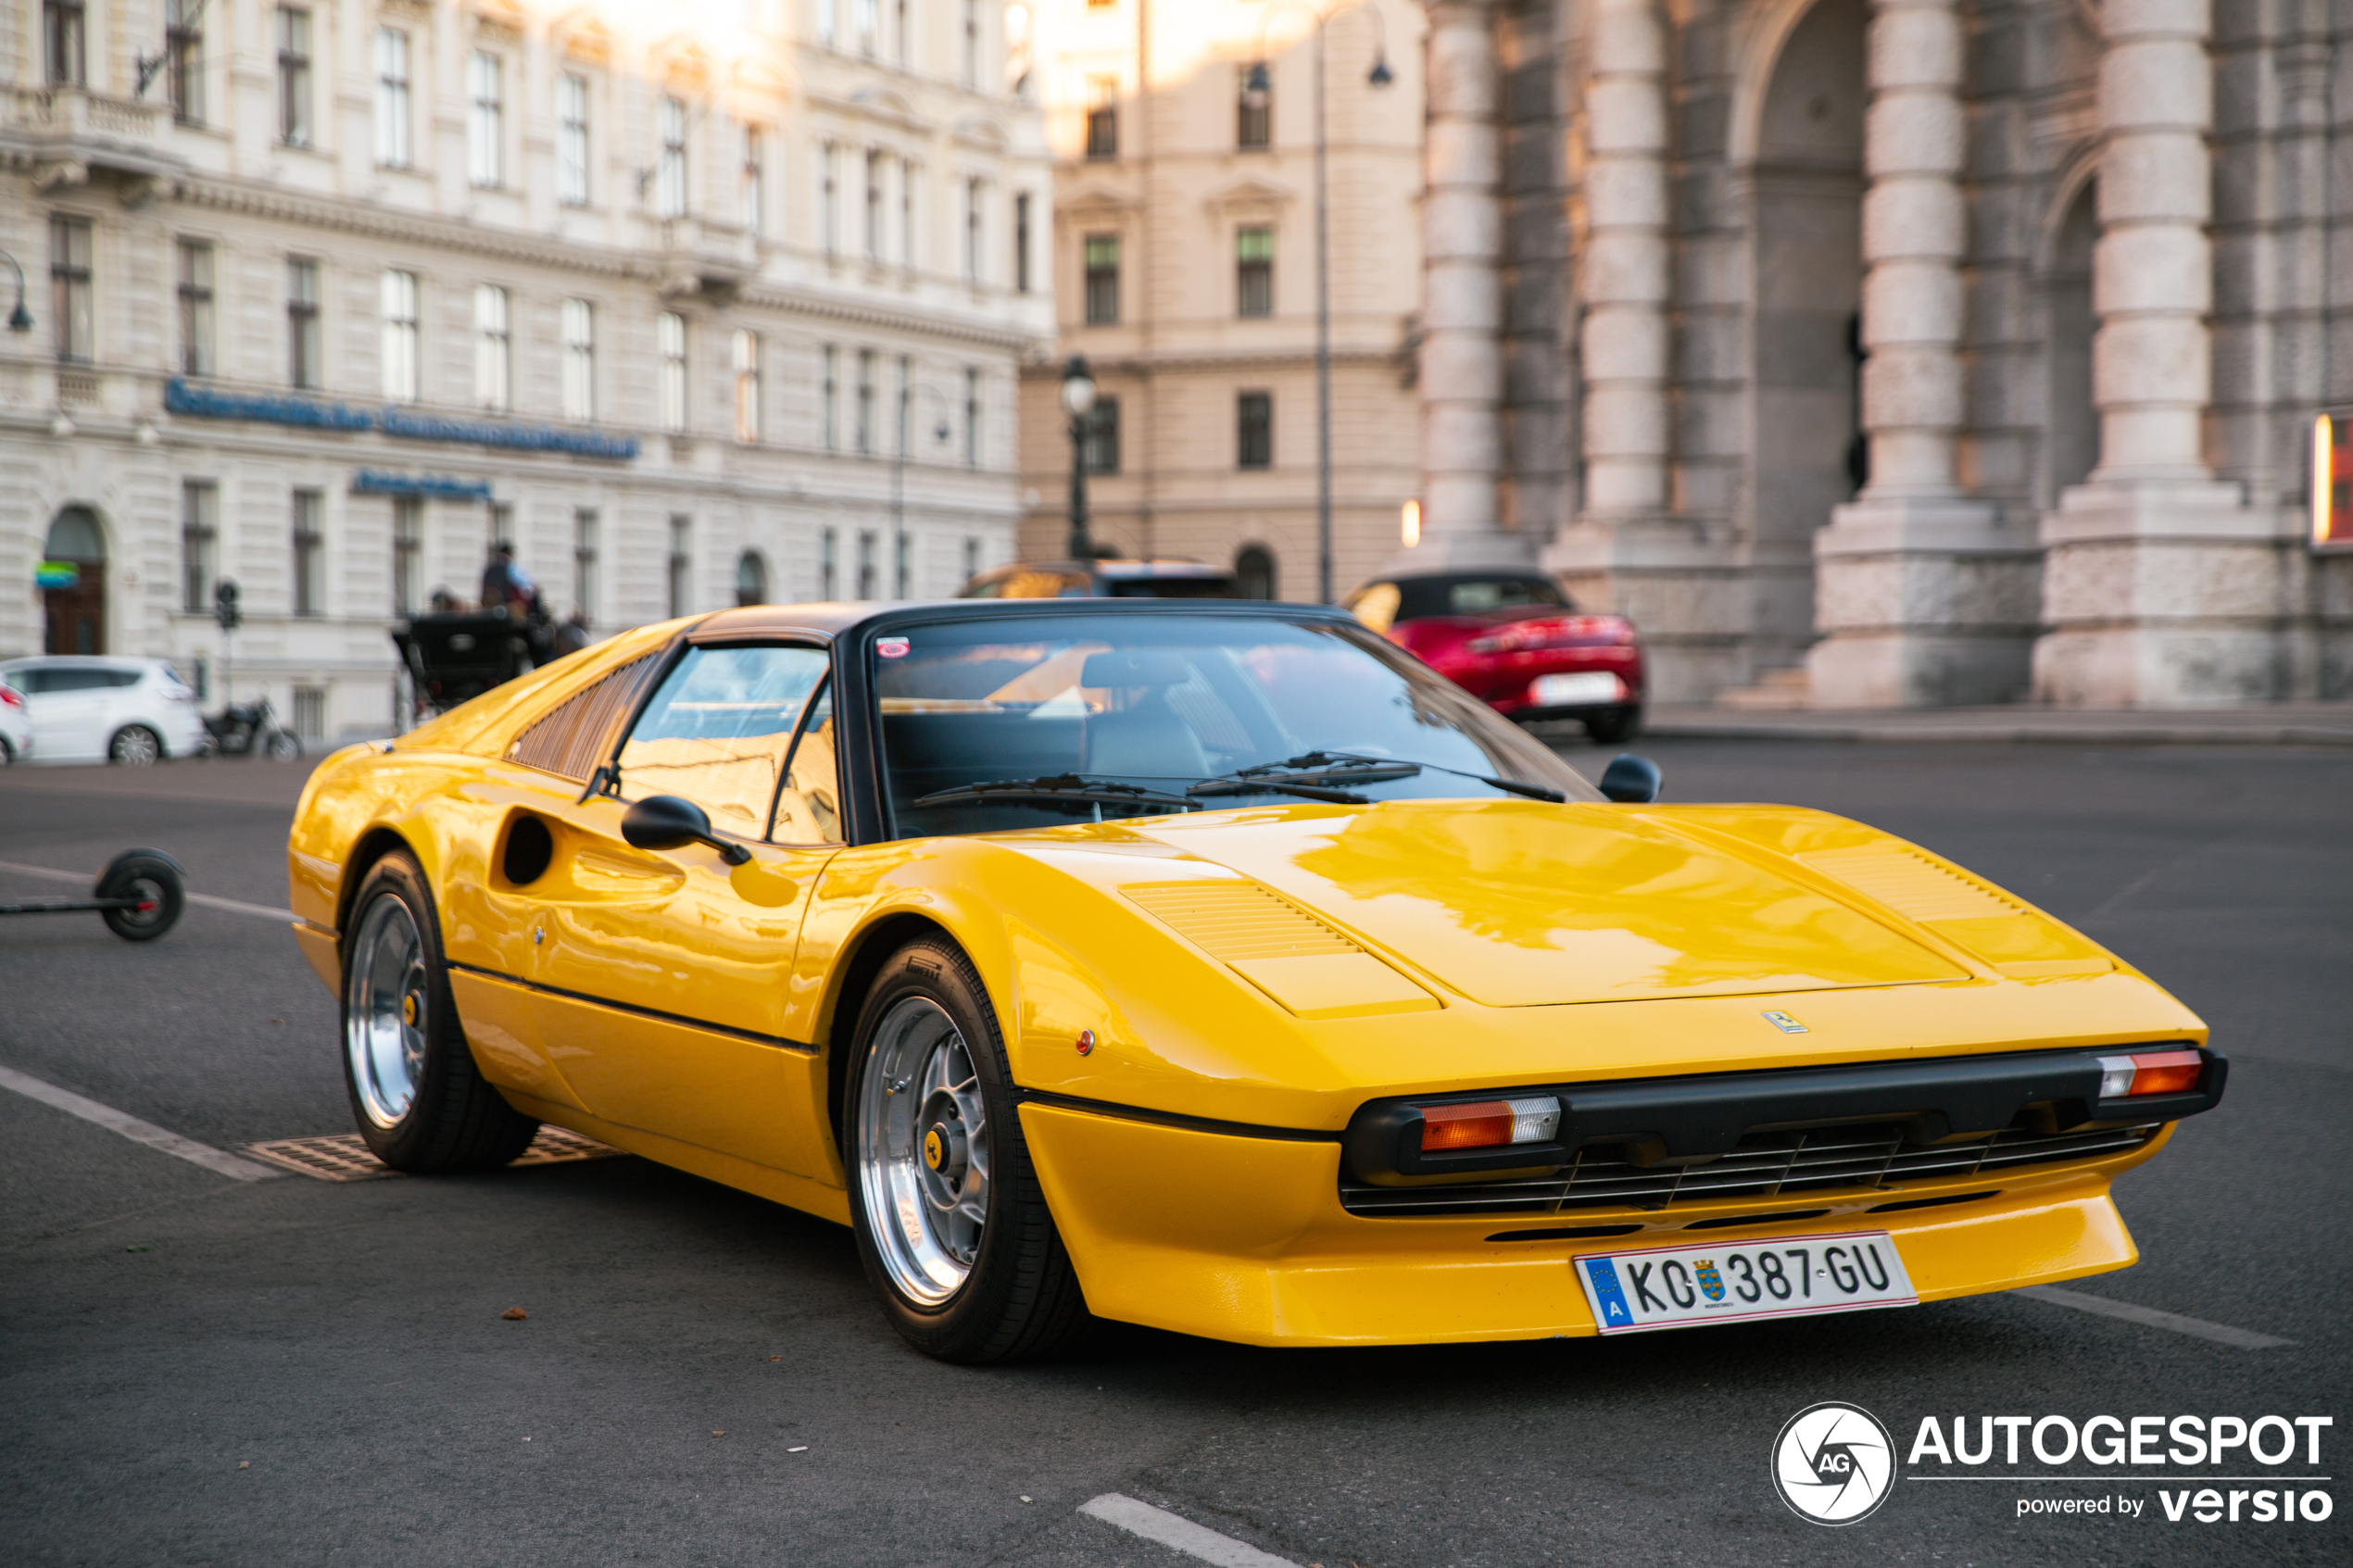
[[202, 696, 303, 761]]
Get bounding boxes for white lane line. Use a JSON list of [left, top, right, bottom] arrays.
[[0, 858, 296, 922], [0, 1064, 283, 1182], [2018, 1285, 2293, 1349], [1077, 1494, 1300, 1568]]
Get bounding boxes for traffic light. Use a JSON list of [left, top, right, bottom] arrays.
[[215, 578, 242, 633]]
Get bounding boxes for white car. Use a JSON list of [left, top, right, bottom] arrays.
[[0, 675, 31, 765], [0, 657, 208, 765]]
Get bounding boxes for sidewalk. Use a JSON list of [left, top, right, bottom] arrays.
[[1643, 703, 2353, 746]]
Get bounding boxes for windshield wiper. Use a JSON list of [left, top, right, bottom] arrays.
[[1196, 750, 1569, 805], [1187, 775, 1376, 805], [913, 774, 1200, 814]]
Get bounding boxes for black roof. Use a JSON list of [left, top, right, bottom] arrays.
[[691, 596, 1352, 645]]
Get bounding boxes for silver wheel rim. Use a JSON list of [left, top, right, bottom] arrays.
[[855, 996, 991, 1307], [346, 894, 428, 1129], [113, 728, 158, 765]]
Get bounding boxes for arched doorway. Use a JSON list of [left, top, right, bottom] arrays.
[[1746, 0, 1867, 672], [42, 506, 107, 654], [1234, 543, 1277, 600], [735, 548, 769, 606], [2044, 180, 2098, 502]]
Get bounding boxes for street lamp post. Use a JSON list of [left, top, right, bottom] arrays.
[[1244, 5, 1392, 602], [892, 377, 954, 596], [0, 250, 33, 332], [1062, 356, 1097, 560]]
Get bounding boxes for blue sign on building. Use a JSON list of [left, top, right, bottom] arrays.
[[352, 470, 497, 501], [165, 379, 638, 461]]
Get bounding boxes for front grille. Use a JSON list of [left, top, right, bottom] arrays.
[[1339, 1120, 2158, 1218]]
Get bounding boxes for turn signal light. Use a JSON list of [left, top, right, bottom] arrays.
[[1420, 1095, 1562, 1152], [2096, 1048, 2203, 1098]]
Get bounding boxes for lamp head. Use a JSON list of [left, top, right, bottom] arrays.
[[6, 302, 29, 333], [1242, 61, 1272, 109], [1368, 53, 1394, 88], [1061, 356, 1097, 417]]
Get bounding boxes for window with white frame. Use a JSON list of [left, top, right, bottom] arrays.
[[963, 0, 980, 89], [50, 216, 93, 363], [901, 160, 918, 267], [473, 284, 510, 411], [393, 496, 422, 615], [668, 516, 692, 618], [468, 52, 503, 186], [380, 270, 419, 401], [657, 96, 688, 220], [856, 530, 877, 598], [1014, 191, 1032, 293], [287, 257, 321, 388], [562, 298, 595, 420], [573, 509, 600, 619], [964, 178, 985, 285], [177, 241, 215, 378], [167, 0, 205, 124], [855, 348, 875, 454], [291, 490, 324, 617], [277, 8, 311, 146], [375, 29, 410, 167], [963, 366, 981, 467], [821, 143, 840, 257], [559, 74, 590, 206], [819, 0, 837, 47], [856, 0, 877, 57], [819, 527, 838, 599], [864, 151, 883, 259], [45, 0, 86, 87], [739, 122, 764, 236], [821, 345, 838, 449], [659, 311, 688, 433], [733, 328, 761, 444], [182, 481, 218, 613]]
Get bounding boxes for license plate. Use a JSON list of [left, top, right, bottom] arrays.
[[1531, 671, 1621, 706], [1575, 1230, 1917, 1335]]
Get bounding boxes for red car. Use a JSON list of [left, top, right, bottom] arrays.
[[1343, 570, 1644, 743]]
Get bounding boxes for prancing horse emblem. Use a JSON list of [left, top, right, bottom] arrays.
[[1760, 1010, 1808, 1034]]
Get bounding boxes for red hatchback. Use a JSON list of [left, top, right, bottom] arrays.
[[1344, 571, 1644, 743]]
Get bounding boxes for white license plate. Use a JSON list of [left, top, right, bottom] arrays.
[[1575, 1230, 1917, 1335], [1531, 671, 1621, 706]]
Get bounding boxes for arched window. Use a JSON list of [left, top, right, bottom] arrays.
[[735, 549, 768, 607], [1234, 544, 1277, 601]]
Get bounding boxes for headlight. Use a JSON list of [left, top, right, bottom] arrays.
[[1419, 1095, 1562, 1152], [2096, 1047, 2204, 1098]]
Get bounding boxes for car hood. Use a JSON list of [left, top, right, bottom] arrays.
[[1131, 800, 1973, 1008]]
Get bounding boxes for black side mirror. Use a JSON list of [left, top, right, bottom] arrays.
[[621, 795, 752, 865], [1597, 754, 1662, 804]]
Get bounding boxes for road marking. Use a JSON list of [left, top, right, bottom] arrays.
[[0, 1064, 283, 1182], [2018, 1284, 2293, 1349], [1077, 1494, 1300, 1568], [0, 858, 297, 922]]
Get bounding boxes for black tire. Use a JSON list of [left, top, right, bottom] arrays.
[[109, 724, 162, 766], [96, 849, 184, 941], [340, 851, 538, 1172], [0, 735, 13, 767], [1583, 705, 1643, 746], [844, 937, 1086, 1364]]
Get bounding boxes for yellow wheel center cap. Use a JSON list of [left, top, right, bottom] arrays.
[[923, 1128, 945, 1171], [401, 994, 419, 1027]]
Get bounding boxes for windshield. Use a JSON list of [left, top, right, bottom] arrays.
[[875, 611, 1603, 836]]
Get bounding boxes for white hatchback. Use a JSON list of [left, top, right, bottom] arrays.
[[0, 675, 31, 765], [0, 657, 208, 764]]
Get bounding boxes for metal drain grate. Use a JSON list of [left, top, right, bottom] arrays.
[[242, 1125, 624, 1182]]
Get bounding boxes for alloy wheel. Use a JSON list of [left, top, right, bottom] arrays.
[[346, 895, 429, 1128], [855, 996, 992, 1306]]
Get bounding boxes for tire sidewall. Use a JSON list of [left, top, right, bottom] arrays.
[[341, 853, 468, 1166], [843, 940, 1057, 1359], [97, 853, 183, 940]]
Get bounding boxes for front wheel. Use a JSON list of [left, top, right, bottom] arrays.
[[109, 725, 161, 766], [265, 728, 303, 761], [846, 938, 1085, 1364], [342, 852, 537, 1172]]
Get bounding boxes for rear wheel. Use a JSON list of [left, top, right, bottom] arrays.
[[96, 849, 183, 941], [342, 852, 537, 1172], [845, 937, 1085, 1363], [109, 725, 161, 766]]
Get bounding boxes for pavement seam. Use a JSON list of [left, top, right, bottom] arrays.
[[1077, 1493, 1301, 1568], [2016, 1284, 2295, 1348]]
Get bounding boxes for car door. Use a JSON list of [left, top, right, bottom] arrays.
[[521, 642, 847, 1176], [22, 665, 110, 760]]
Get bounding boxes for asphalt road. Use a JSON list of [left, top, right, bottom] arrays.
[[3, 738, 2347, 1568]]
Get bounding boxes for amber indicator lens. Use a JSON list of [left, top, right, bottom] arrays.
[[2096, 1048, 2203, 1098], [1419, 1095, 1562, 1152]]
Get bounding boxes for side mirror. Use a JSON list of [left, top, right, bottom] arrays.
[[1597, 754, 1662, 804], [621, 794, 752, 865]]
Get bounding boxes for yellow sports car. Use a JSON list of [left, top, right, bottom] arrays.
[[288, 600, 2225, 1362]]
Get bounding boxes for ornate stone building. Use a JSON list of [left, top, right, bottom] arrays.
[[1015, 0, 1425, 601], [2, 0, 1049, 739], [1406, 0, 2353, 707]]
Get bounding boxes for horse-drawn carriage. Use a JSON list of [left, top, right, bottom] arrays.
[[392, 606, 589, 724]]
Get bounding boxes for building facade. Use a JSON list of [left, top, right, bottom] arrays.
[[1015, 0, 1425, 602], [1406, 0, 2353, 707], [3, 0, 1050, 740]]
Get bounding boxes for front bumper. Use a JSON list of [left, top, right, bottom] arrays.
[[1019, 1101, 2169, 1347]]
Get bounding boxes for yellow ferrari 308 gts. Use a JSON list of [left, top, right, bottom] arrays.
[[288, 600, 2225, 1361]]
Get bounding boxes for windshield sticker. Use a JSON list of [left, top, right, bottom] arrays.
[[875, 636, 911, 659]]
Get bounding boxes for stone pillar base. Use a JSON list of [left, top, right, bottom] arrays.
[[2032, 480, 2296, 707], [1546, 514, 1747, 702], [1806, 496, 2042, 708]]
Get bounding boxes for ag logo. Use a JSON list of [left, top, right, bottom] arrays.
[[1771, 1402, 1895, 1524]]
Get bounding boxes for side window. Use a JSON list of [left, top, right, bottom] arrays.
[[9, 669, 49, 694], [107, 669, 145, 687], [615, 645, 828, 839], [770, 680, 842, 845]]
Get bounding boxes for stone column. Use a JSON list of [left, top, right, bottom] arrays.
[[2032, 0, 2289, 706], [1805, 0, 2040, 708], [1547, 0, 1730, 699], [1409, 0, 1528, 567]]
